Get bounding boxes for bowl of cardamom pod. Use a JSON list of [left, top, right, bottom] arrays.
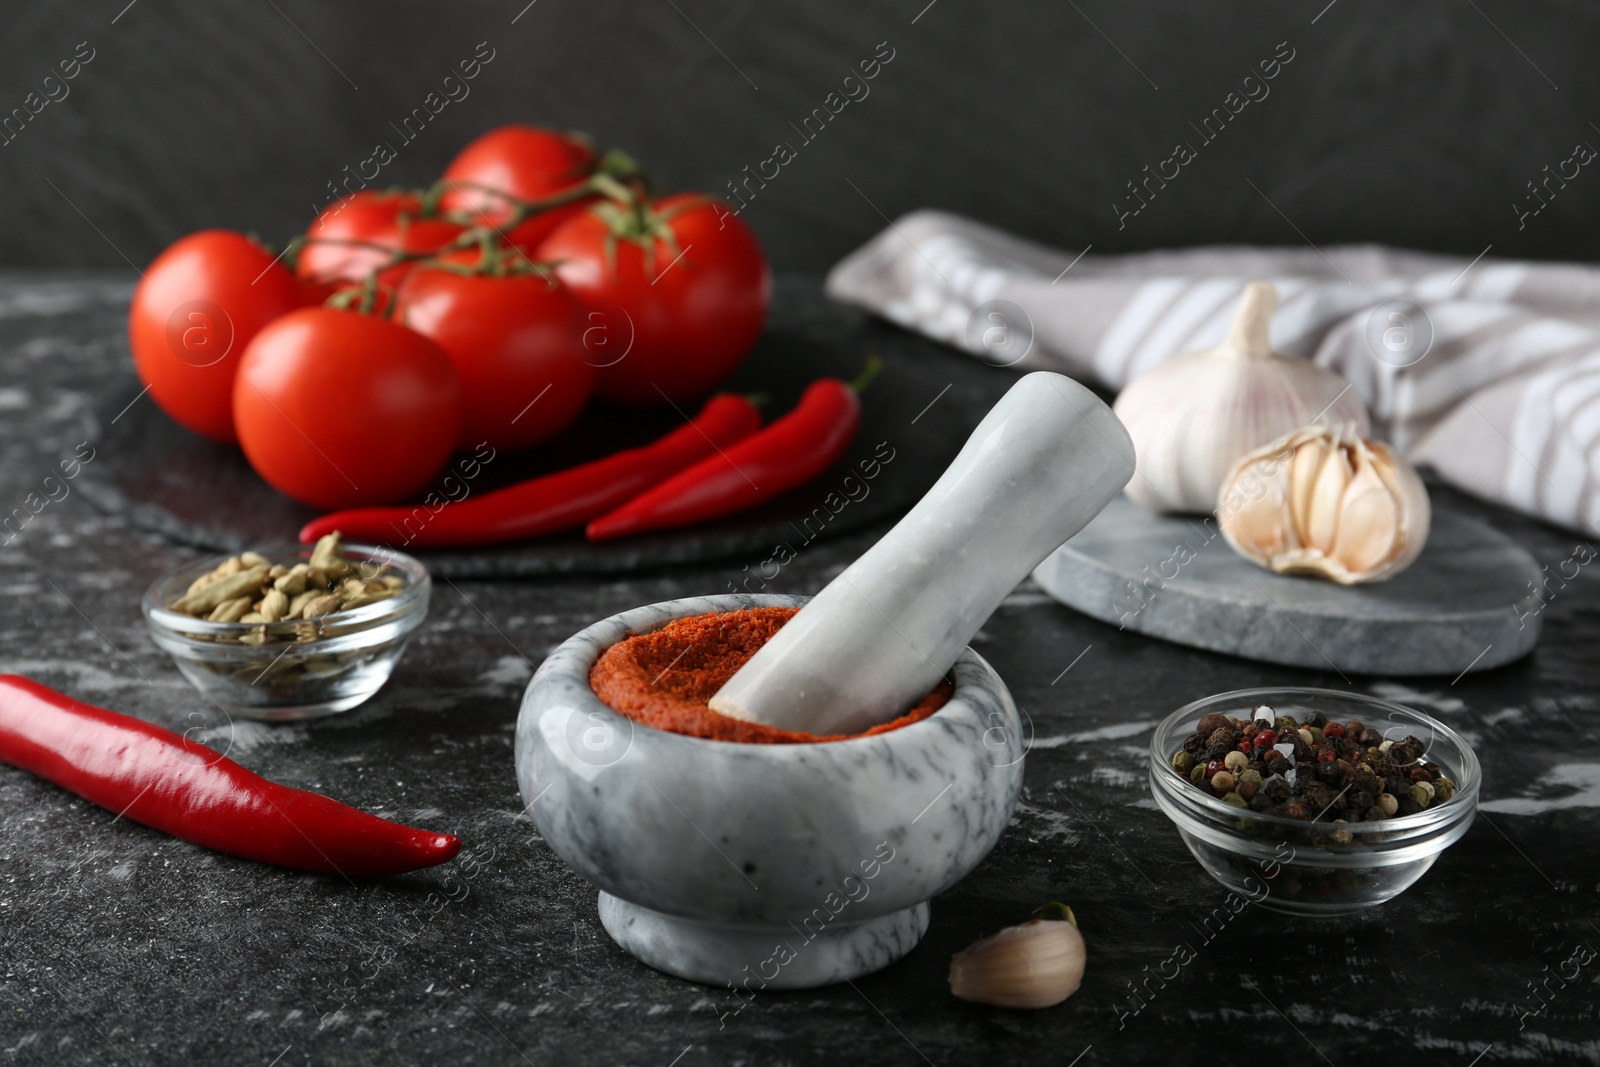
[[142, 532, 430, 720]]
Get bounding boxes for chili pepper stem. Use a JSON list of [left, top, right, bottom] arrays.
[[851, 353, 885, 394]]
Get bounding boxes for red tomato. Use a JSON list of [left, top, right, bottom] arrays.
[[129, 230, 302, 444], [536, 194, 771, 406], [296, 191, 465, 293], [395, 251, 595, 452], [233, 308, 460, 509], [437, 126, 598, 250], [296, 275, 341, 308]]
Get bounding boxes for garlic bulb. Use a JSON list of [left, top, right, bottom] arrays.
[[949, 905, 1085, 1009], [1217, 425, 1431, 585], [1113, 281, 1370, 513]]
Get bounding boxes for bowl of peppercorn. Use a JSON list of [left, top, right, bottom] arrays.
[[1150, 687, 1479, 916]]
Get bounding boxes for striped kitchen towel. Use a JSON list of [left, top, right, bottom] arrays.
[[826, 210, 1600, 538]]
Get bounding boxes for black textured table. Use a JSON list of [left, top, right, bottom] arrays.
[[2, 275, 1596, 1066]]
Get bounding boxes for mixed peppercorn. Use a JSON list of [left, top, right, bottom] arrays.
[[1170, 704, 1456, 827]]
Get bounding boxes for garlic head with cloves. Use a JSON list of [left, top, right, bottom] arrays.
[[1112, 281, 1371, 514], [1217, 425, 1431, 585], [949, 902, 1085, 1009]]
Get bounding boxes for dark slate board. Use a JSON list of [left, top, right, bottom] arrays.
[[76, 277, 1006, 577], [1034, 495, 1544, 677]]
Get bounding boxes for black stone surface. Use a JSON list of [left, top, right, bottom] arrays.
[[2, 275, 1598, 1066], [73, 277, 989, 578]]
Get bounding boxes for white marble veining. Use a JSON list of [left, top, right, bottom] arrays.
[[515, 594, 1025, 989]]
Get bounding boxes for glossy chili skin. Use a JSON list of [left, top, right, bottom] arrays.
[[586, 378, 860, 541], [0, 675, 459, 877], [299, 393, 763, 548]]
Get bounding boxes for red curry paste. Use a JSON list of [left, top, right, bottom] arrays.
[[589, 607, 952, 743]]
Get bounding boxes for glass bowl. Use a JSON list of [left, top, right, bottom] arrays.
[[143, 542, 430, 721], [1149, 687, 1479, 916]]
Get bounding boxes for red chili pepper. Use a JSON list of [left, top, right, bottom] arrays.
[[0, 675, 459, 877], [299, 392, 763, 548], [586, 376, 863, 542]]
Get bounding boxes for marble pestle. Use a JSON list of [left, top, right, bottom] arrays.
[[709, 371, 1136, 736]]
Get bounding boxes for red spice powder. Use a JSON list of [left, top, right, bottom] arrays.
[[589, 607, 952, 743]]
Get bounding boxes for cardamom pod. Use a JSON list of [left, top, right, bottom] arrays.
[[206, 596, 253, 623], [302, 594, 342, 619], [341, 590, 395, 610], [309, 531, 351, 579], [259, 588, 289, 622], [171, 565, 270, 615], [186, 570, 221, 596], [274, 569, 308, 596]]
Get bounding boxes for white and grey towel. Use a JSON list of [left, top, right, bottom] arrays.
[[826, 210, 1600, 538]]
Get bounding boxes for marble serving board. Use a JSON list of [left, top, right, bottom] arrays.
[[1033, 495, 1544, 677], [77, 277, 1006, 578]]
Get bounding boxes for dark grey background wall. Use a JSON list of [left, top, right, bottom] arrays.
[[2, 0, 1598, 273]]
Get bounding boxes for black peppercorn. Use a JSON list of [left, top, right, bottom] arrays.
[[1392, 738, 1425, 765], [1207, 727, 1240, 750], [1196, 713, 1232, 736], [1358, 728, 1382, 747]]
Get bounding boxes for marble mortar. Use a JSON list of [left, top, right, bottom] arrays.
[[515, 593, 1026, 989]]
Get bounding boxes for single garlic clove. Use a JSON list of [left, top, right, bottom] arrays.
[[1218, 446, 1296, 558], [1113, 281, 1371, 514], [949, 912, 1086, 1010], [1302, 437, 1352, 553], [1288, 430, 1326, 541], [1331, 440, 1403, 575], [1365, 438, 1431, 579], [1217, 424, 1431, 585]]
